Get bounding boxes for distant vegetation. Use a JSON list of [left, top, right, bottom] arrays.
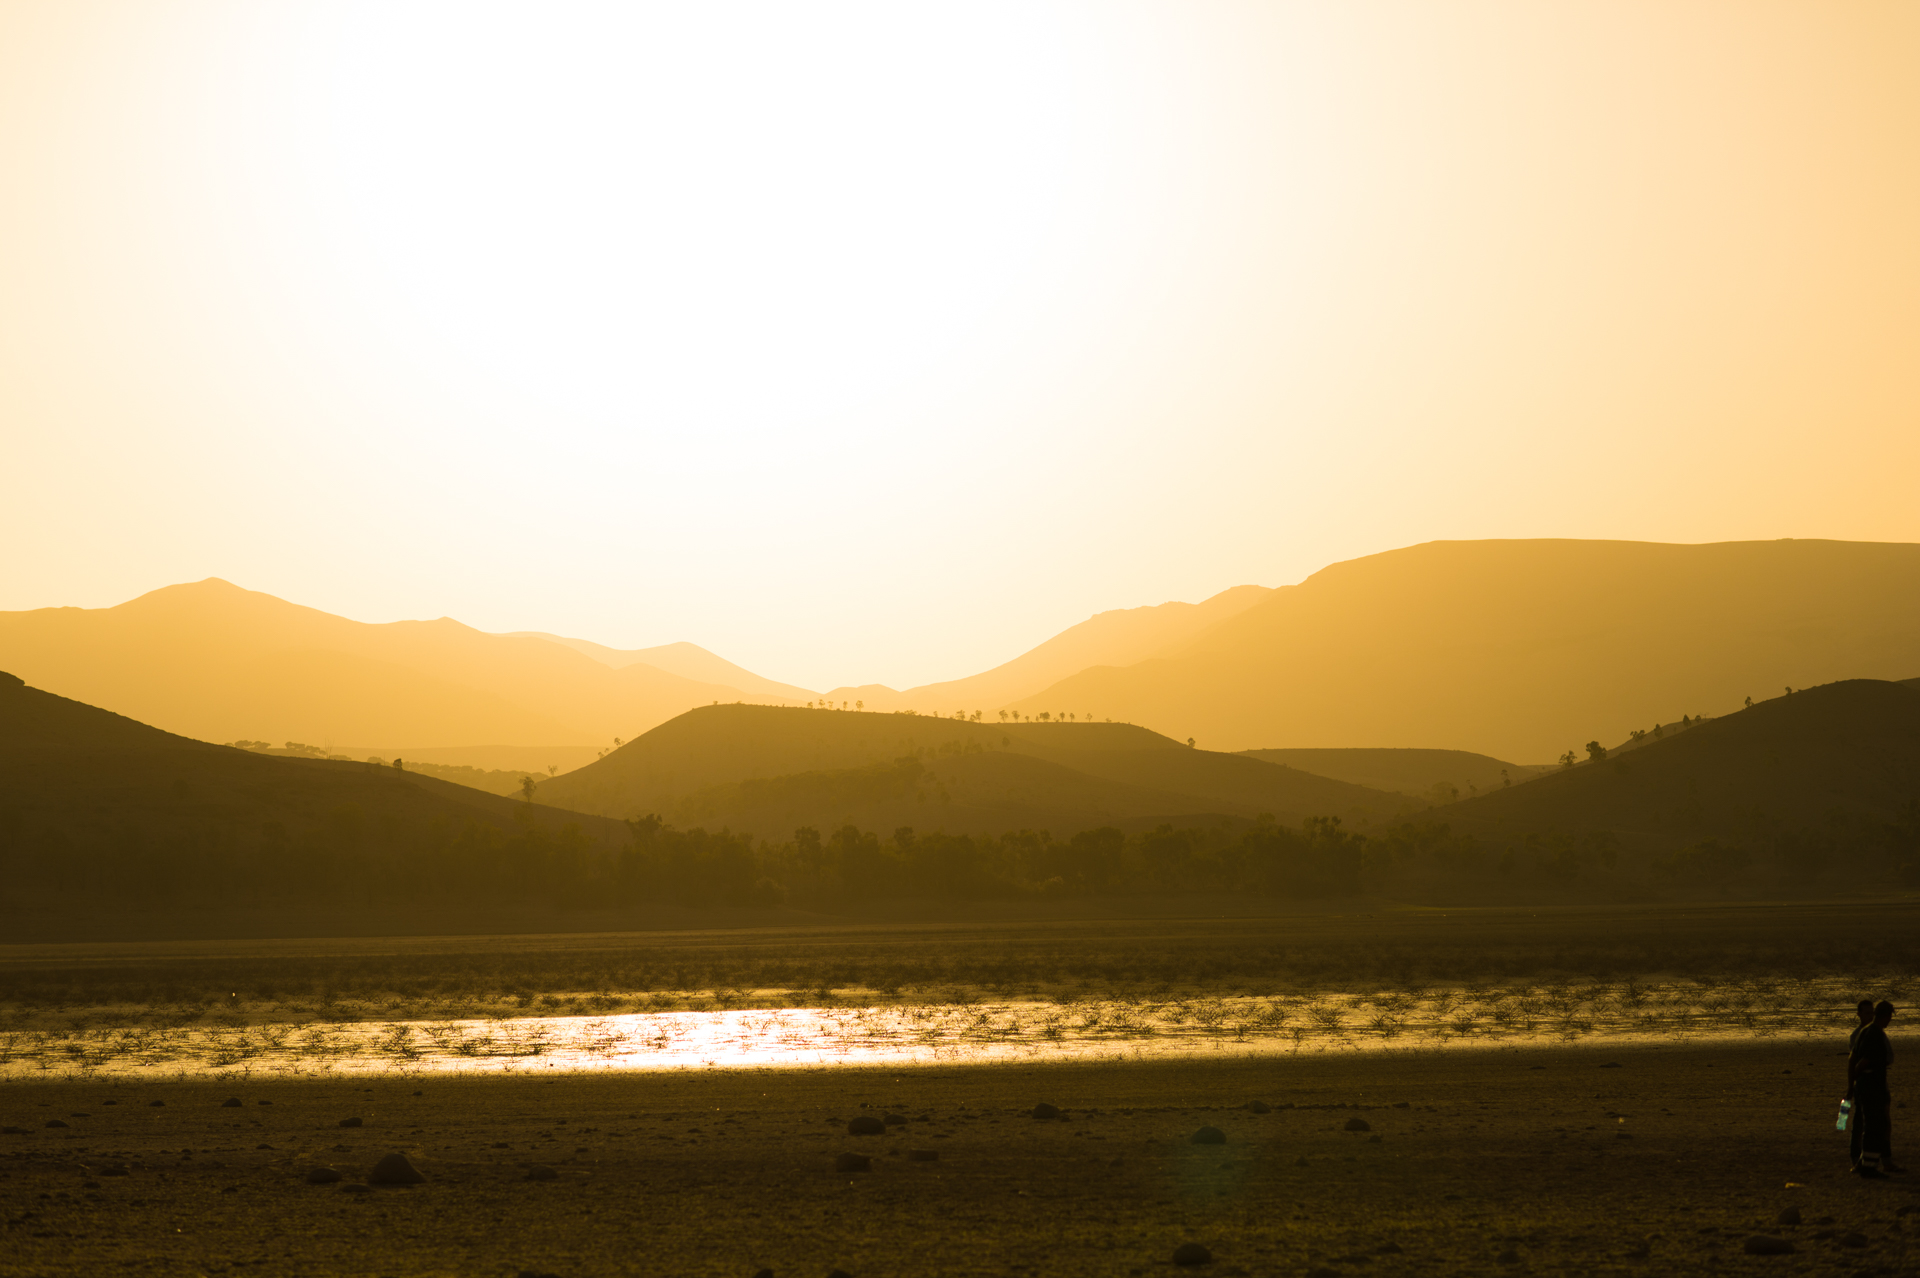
[[418, 798, 1915, 912], [224, 740, 542, 797]]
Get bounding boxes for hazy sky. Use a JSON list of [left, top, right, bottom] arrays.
[[4, 1, 1916, 691]]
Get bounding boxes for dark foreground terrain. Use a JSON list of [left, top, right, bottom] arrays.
[[2, 1042, 1913, 1277]]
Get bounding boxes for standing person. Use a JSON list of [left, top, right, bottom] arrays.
[[1849, 1001, 1899, 1177], [1849, 999, 1875, 1171]]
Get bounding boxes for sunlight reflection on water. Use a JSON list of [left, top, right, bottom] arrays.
[[0, 986, 1858, 1081]]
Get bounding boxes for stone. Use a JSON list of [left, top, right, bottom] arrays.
[[525, 1166, 559, 1181], [305, 1167, 343, 1184], [827, 1271, 854, 1278], [1191, 1127, 1227, 1145], [834, 1153, 872, 1173], [883, 1112, 908, 1126], [1031, 1102, 1065, 1120], [45, 1119, 68, 1129], [98, 1164, 128, 1176], [1368, 1134, 1383, 1143], [1172, 1242, 1212, 1265], [1343, 1117, 1371, 1132], [368, 1153, 425, 1186], [1775, 1207, 1801, 1226], [1245, 1100, 1271, 1114], [149, 1100, 165, 1107], [221, 1098, 242, 1108], [907, 1149, 939, 1161], [258, 1100, 272, 1106], [338, 1117, 363, 1128], [1742, 1235, 1795, 1255], [847, 1116, 885, 1136], [1, 1126, 24, 1135], [341, 1183, 369, 1194]]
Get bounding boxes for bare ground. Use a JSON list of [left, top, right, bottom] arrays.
[[1, 1040, 1914, 1277]]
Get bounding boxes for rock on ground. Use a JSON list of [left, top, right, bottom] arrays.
[[368, 1153, 425, 1186]]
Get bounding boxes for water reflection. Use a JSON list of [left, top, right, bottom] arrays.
[[0, 983, 1858, 1080]]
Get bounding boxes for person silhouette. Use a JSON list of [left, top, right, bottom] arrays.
[[1849, 1001, 1900, 1177], [1849, 999, 1874, 1171]]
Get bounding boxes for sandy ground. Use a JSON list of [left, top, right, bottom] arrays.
[[1, 1040, 1914, 1277]]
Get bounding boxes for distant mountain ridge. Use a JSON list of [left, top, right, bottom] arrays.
[[13, 540, 1915, 771], [0, 579, 796, 760], [821, 585, 1275, 714], [1011, 539, 1920, 759], [503, 633, 816, 702]]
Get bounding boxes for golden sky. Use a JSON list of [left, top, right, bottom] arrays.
[[3, 1, 1915, 691]]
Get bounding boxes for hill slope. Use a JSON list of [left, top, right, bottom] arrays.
[[1239, 748, 1544, 798], [1011, 539, 1920, 758], [0, 672, 628, 910], [0, 579, 795, 754], [823, 585, 1275, 714], [535, 704, 1405, 834], [1434, 679, 1920, 852]]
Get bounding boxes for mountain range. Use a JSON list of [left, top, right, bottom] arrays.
[[1013, 538, 1920, 758], [4, 538, 1916, 768]]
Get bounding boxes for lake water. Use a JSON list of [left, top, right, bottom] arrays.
[[0, 984, 1860, 1081]]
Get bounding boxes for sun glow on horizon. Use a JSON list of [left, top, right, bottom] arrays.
[[3, 1, 1916, 690]]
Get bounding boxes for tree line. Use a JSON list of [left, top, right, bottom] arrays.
[[7, 793, 1912, 914]]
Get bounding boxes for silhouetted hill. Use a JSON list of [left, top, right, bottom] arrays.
[[823, 585, 1274, 714], [535, 704, 1405, 834], [0, 579, 796, 758], [1436, 679, 1920, 855], [0, 672, 626, 910], [1011, 539, 1920, 758], [1239, 748, 1546, 798]]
